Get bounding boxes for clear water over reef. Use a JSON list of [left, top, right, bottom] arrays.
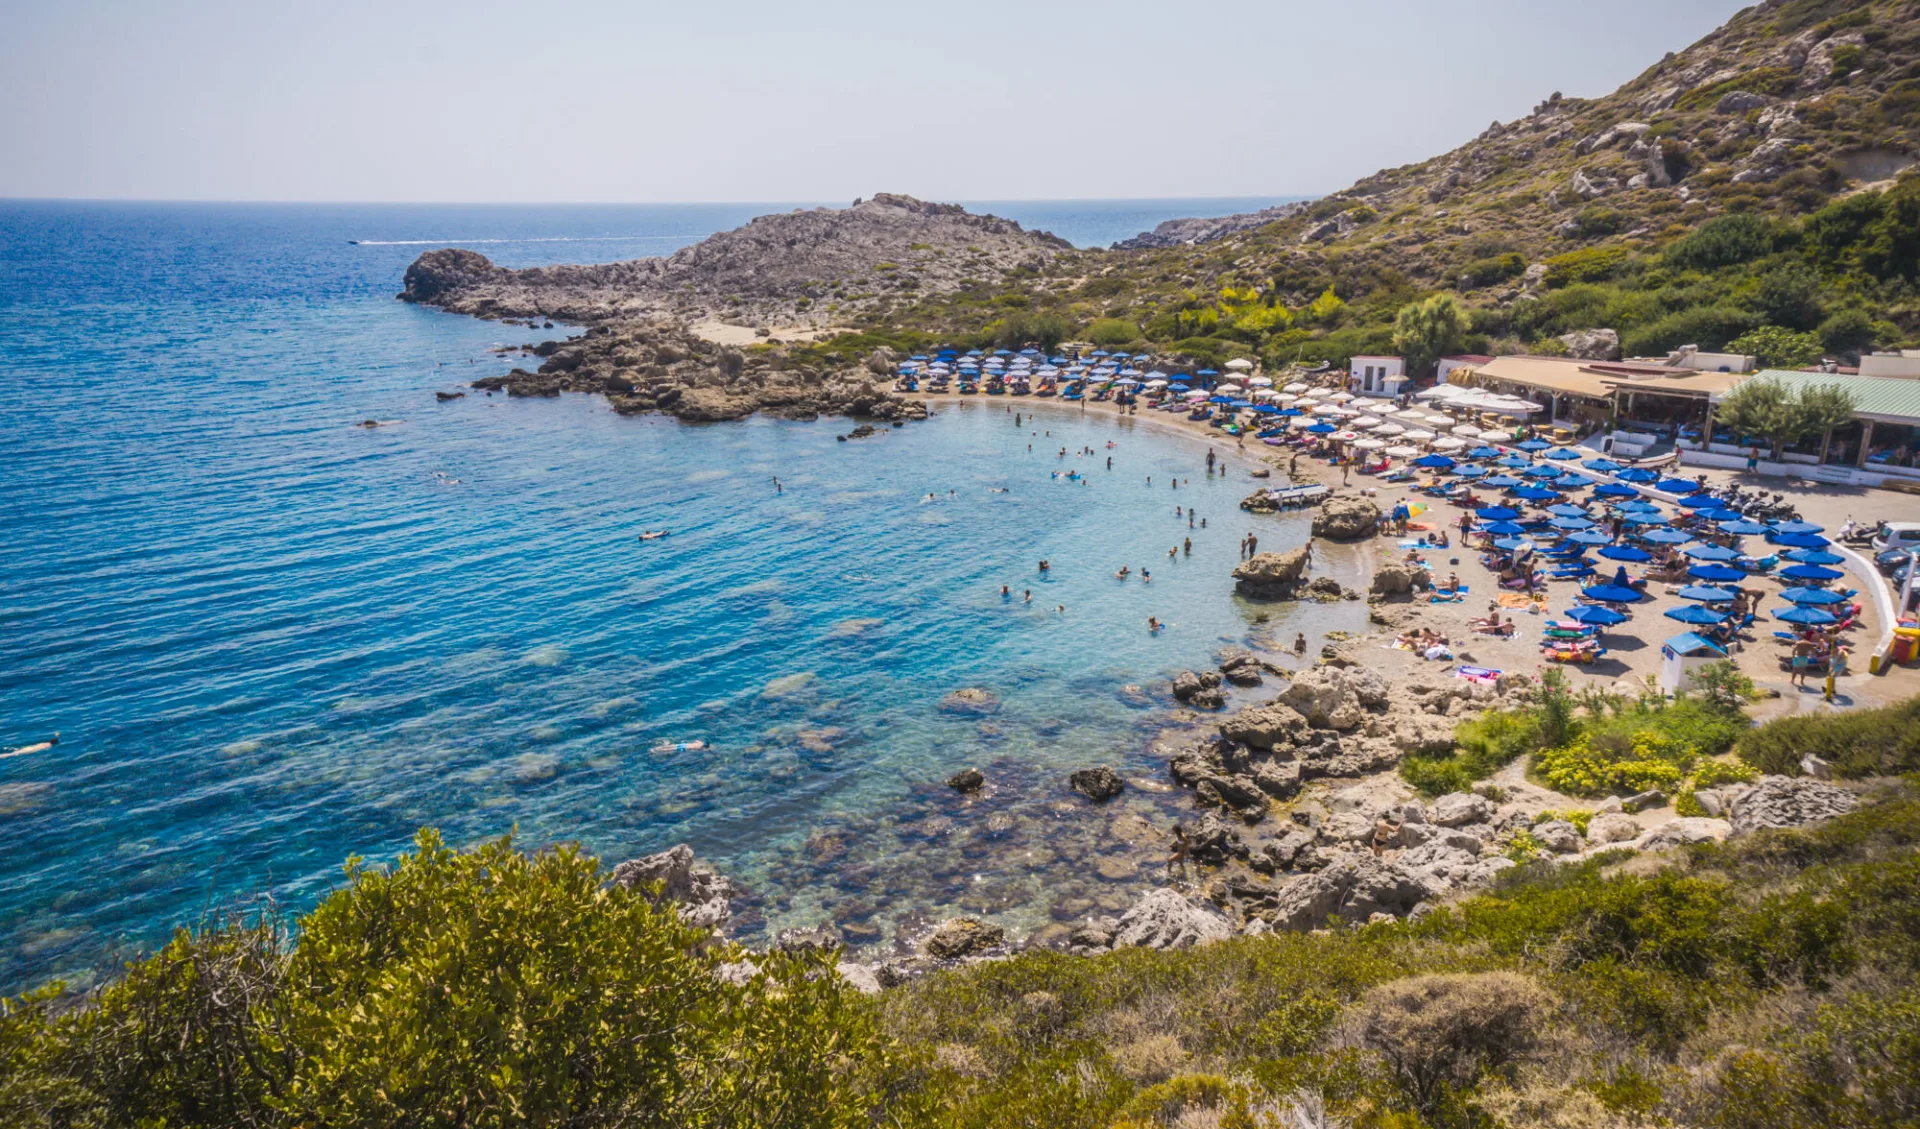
[[0, 199, 1351, 991]]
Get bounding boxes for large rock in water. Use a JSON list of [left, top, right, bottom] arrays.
[[1311, 496, 1380, 541], [1111, 888, 1234, 950], [1277, 666, 1389, 730], [611, 844, 737, 930], [1069, 765, 1126, 802], [1729, 776, 1857, 834], [1232, 548, 1308, 597], [1219, 700, 1310, 749]]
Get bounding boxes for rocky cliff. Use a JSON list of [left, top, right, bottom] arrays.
[[403, 193, 1069, 327]]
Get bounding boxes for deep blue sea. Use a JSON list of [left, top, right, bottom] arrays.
[[0, 198, 1344, 992]]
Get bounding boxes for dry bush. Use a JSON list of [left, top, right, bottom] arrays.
[[1476, 1077, 1649, 1129], [1111, 1034, 1190, 1084], [1343, 971, 1554, 1113]]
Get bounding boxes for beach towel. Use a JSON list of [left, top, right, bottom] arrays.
[[1455, 665, 1501, 684], [1497, 593, 1536, 608]]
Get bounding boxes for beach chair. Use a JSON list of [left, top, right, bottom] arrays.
[[1549, 563, 1596, 580]]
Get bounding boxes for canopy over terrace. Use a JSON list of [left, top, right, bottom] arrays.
[[1413, 384, 1543, 418], [1443, 355, 1620, 428]]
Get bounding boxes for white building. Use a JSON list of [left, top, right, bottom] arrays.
[[1351, 355, 1407, 397], [1860, 351, 1920, 380], [1435, 354, 1493, 386]]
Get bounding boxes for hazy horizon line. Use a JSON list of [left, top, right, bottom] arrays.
[[1, 193, 1322, 208]]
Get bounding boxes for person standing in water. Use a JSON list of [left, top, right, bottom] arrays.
[[1183, 537, 1192, 555], [1206, 448, 1216, 473], [1247, 532, 1258, 556], [772, 477, 782, 494]]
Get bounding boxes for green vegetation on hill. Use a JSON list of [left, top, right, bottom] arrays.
[[838, 0, 1920, 375]]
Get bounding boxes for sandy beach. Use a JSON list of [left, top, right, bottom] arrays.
[[905, 386, 1918, 716]]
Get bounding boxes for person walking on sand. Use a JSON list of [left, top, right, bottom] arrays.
[[1341, 455, 1351, 485], [1746, 446, 1759, 474], [1790, 638, 1814, 687]]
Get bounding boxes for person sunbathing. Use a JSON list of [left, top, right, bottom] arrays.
[[1403, 547, 1426, 565]]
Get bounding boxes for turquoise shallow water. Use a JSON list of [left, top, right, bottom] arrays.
[[0, 200, 1352, 990]]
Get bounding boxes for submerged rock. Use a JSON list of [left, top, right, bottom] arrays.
[[939, 688, 1001, 716], [921, 917, 1006, 959], [947, 767, 986, 793], [1069, 765, 1126, 802]]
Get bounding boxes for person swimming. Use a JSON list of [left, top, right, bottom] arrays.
[[1141, 569, 1151, 582], [638, 530, 670, 540], [1115, 566, 1131, 579], [1147, 616, 1162, 633]]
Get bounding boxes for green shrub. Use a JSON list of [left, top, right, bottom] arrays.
[[1674, 68, 1800, 112], [1738, 695, 1920, 777], [1729, 325, 1825, 368], [1460, 252, 1526, 288], [1664, 213, 1776, 271], [1621, 306, 1761, 356], [1543, 247, 1630, 287], [1086, 318, 1141, 347], [1400, 710, 1541, 796]]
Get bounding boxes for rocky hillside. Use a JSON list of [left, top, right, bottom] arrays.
[[1114, 0, 1918, 282], [402, 193, 1069, 327], [1112, 201, 1310, 250]]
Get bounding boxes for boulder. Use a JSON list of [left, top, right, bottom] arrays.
[[1716, 90, 1774, 114], [1171, 671, 1203, 701], [1311, 496, 1380, 541], [610, 844, 736, 930], [1432, 792, 1494, 828], [1250, 829, 1315, 872], [1277, 666, 1389, 730], [1232, 548, 1310, 597], [947, 767, 985, 793], [836, 962, 883, 994], [1189, 686, 1228, 710], [1585, 811, 1640, 845], [1186, 814, 1244, 864], [1251, 759, 1303, 800], [1533, 819, 1584, 853], [1637, 817, 1730, 850], [775, 923, 843, 953], [1558, 328, 1621, 361], [1219, 700, 1309, 749], [921, 917, 1006, 959], [1370, 565, 1432, 597], [1622, 789, 1667, 814], [1264, 853, 1435, 930], [1069, 765, 1126, 802], [1729, 776, 1857, 835], [1112, 889, 1233, 950]]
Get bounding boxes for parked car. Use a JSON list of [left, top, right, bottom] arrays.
[[1871, 521, 1920, 554]]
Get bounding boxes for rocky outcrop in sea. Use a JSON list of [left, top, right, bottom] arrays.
[[1112, 201, 1311, 250]]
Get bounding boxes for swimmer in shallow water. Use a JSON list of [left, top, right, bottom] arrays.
[[1115, 566, 1131, 579], [638, 530, 669, 540], [1147, 616, 1162, 633]]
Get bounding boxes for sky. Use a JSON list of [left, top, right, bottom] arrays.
[[0, 0, 1749, 204]]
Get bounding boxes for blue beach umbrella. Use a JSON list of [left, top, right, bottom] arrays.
[[1497, 455, 1533, 468], [1783, 549, 1845, 565], [1513, 485, 1561, 501], [1718, 519, 1770, 535], [1493, 537, 1533, 550], [1780, 586, 1848, 605], [1771, 521, 1825, 535], [1594, 482, 1639, 498], [1468, 446, 1504, 459], [1277, 407, 1303, 416], [1675, 493, 1720, 508], [1305, 422, 1336, 434], [1547, 503, 1590, 518], [1599, 544, 1653, 562], [1453, 465, 1488, 478], [1771, 532, 1831, 549], [1617, 499, 1662, 513], [1639, 528, 1693, 544], [1564, 605, 1629, 626], [1666, 605, 1729, 625], [1543, 447, 1582, 460], [1550, 516, 1596, 531], [1581, 584, 1645, 603], [1623, 512, 1670, 526], [1616, 468, 1659, 483], [1523, 464, 1562, 478], [1476, 505, 1522, 520], [1683, 543, 1742, 561], [1693, 508, 1745, 523], [1553, 473, 1595, 488], [1583, 458, 1625, 472], [1566, 530, 1612, 545], [1688, 563, 1747, 583], [1656, 477, 1699, 493], [1775, 605, 1838, 625], [1196, 368, 1218, 376], [1167, 382, 1191, 391], [1413, 454, 1456, 469], [1483, 475, 1524, 488], [1678, 584, 1738, 602], [1780, 563, 1845, 581], [1482, 520, 1528, 535], [1517, 438, 1551, 452]]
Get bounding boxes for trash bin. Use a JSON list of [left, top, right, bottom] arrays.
[[1894, 624, 1920, 664]]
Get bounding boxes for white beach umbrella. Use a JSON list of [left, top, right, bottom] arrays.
[[1394, 408, 1428, 421], [1432, 436, 1467, 451], [1384, 445, 1420, 458], [1283, 381, 1309, 393], [1248, 376, 1273, 386], [1328, 391, 1355, 403], [1373, 423, 1406, 437], [1353, 438, 1386, 451], [1144, 378, 1168, 388], [1403, 429, 1437, 442], [1225, 358, 1254, 371], [1424, 414, 1455, 427], [1351, 415, 1384, 428], [1312, 403, 1343, 415], [1276, 394, 1298, 405], [1331, 430, 1361, 442], [1184, 390, 1210, 400], [1252, 389, 1279, 400], [1452, 424, 1483, 438], [1217, 384, 1243, 394]]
